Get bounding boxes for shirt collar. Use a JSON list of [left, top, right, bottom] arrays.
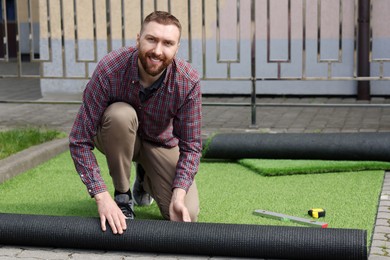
[[149, 69, 167, 91]]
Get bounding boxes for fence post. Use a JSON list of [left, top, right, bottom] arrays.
[[357, 0, 370, 100], [250, 0, 257, 128]]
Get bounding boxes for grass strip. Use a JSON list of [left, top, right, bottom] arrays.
[[0, 127, 65, 160], [239, 158, 390, 176]]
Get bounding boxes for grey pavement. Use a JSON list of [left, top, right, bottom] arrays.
[[1, 78, 390, 259]]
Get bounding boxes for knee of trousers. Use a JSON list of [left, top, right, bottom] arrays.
[[101, 102, 138, 129]]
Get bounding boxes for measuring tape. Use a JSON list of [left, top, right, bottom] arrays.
[[308, 208, 326, 218], [254, 210, 328, 228]]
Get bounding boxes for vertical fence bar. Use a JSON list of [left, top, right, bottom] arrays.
[[1, 0, 9, 61], [187, 0, 192, 63], [201, 0, 206, 79], [27, 0, 34, 60], [14, 0, 21, 76], [250, 0, 257, 127], [302, 0, 306, 79], [357, 0, 370, 100]]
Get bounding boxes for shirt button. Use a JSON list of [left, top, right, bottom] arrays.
[[88, 189, 92, 193], [80, 174, 84, 177]]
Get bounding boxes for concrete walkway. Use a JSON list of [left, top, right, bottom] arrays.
[[1, 87, 390, 259]]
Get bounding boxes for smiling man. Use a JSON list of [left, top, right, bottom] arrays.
[[69, 11, 202, 234]]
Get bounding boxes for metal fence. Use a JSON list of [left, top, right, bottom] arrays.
[[1, 0, 389, 125]]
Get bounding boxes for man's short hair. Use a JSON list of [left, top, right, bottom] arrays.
[[140, 11, 182, 39]]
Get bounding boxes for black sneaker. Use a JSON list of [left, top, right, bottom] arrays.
[[114, 193, 135, 219], [133, 163, 154, 206]]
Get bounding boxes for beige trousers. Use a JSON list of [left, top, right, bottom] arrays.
[[94, 102, 199, 221]]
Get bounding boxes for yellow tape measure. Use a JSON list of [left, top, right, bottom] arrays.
[[308, 208, 326, 218]]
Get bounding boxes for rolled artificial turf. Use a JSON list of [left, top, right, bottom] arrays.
[[203, 132, 390, 161], [0, 212, 367, 260]]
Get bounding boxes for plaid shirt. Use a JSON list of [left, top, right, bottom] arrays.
[[69, 47, 202, 197]]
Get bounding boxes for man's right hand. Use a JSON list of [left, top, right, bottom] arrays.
[[94, 191, 127, 234]]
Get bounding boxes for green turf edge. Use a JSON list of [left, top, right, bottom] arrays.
[[201, 132, 217, 158], [238, 158, 390, 176]]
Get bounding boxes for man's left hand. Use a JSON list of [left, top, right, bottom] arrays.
[[169, 188, 191, 222]]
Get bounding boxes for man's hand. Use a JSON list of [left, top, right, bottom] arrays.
[[169, 188, 191, 222], [94, 191, 127, 234]]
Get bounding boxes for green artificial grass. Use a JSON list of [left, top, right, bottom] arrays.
[[0, 150, 384, 246], [0, 151, 162, 220], [239, 158, 390, 176], [0, 127, 65, 160]]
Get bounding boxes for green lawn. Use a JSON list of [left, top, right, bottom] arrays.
[[0, 128, 65, 159], [0, 150, 384, 246]]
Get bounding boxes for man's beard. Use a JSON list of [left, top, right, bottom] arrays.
[[138, 50, 172, 77]]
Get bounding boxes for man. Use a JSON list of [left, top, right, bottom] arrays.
[[69, 11, 202, 235]]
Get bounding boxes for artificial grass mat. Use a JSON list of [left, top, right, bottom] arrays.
[[239, 158, 390, 176], [0, 150, 385, 245]]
